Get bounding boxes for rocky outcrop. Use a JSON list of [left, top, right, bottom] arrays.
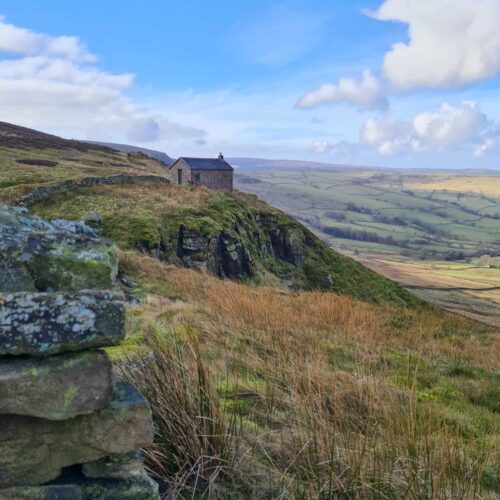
[[0, 205, 118, 292], [164, 214, 306, 282], [0, 204, 159, 499]]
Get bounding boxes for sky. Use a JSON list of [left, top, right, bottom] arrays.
[[1, 0, 500, 169]]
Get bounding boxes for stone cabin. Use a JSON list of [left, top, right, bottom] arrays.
[[169, 153, 233, 191]]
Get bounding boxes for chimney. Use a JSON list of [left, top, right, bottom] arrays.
[[218, 152, 224, 161]]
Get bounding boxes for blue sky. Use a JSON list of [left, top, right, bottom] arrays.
[[1, 0, 500, 169]]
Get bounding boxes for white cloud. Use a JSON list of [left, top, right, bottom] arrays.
[[412, 102, 490, 151], [311, 140, 334, 153], [474, 137, 496, 157], [369, 0, 500, 89], [0, 15, 94, 61], [311, 139, 360, 156], [358, 102, 499, 156], [297, 71, 388, 111], [0, 16, 205, 146]]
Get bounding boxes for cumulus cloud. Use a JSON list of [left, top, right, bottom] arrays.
[[412, 102, 491, 151], [297, 70, 388, 111], [369, 0, 500, 88], [358, 102, 498, 156], [0, 16, 205, 145]]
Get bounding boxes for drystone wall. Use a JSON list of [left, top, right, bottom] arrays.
[[16, 173, 170, 207], [0, 204, 159, 499]]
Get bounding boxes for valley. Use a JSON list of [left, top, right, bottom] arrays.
[[235, 165, 500, 325]]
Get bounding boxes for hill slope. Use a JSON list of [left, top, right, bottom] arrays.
[[29, 183, 421, 307], [0, 122, 169, 205], [0, 121, 419, 306]]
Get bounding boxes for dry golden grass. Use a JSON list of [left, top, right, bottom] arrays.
[[118, 251, 500, 498], [121, 251, 499, 371], [83, 183, 212, 213]]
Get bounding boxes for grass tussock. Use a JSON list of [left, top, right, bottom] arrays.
[[117, 330, 241, 497], [117, 251, 500, 499]]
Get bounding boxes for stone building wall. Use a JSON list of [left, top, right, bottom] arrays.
[[169, 161, 192, 186], [169, 162, 233, 191], [193, 169, 233, 191]]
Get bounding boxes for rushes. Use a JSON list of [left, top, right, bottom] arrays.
[[118, 326, 241, 498], [118, 251, 499, 498]]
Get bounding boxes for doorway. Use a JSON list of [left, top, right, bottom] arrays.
[[177, 169, 183, 185]]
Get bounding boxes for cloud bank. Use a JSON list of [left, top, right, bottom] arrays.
[[0, 16, 205, 145], [361, 102, 498, 156]]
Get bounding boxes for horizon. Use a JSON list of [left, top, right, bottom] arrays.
[[2, 0, 500, 170]]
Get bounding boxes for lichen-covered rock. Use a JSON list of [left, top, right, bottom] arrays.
[[0, 350, 113, 420], [82, 452, 144, 480], [0, 383, 154, 488], [0, 472, 160, 499], [0, 204, 118, 293], [0, 290, 125, 356]]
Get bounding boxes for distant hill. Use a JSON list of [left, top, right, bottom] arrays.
[[228, 157, 378, 172], [0, 121, 112, 153], [84, 141, 175, 166]]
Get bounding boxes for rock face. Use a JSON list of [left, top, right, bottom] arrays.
[[166, 214, 306, 282], [0, 205, 159, 499], [0, 350, 113, 420], [0, 204, 118, 293], [0, 290, 126, 356]]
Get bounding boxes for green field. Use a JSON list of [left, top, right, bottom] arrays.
[[236, 169, 500, 261]]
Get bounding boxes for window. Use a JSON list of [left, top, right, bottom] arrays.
[[194, 173, 201, 183], [177, 169, 183, 184]]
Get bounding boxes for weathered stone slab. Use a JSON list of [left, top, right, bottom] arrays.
[[0, 350, 113, 420], [0, 473, 159, 499], [82, 451, 144, 480], [0, 383, 154, 488], [0, 290, 125, 356], [0, 204, 118, 293], [0, 484, 82, 499]]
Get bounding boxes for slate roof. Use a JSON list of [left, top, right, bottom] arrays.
[[173, 157, 233, 171]]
